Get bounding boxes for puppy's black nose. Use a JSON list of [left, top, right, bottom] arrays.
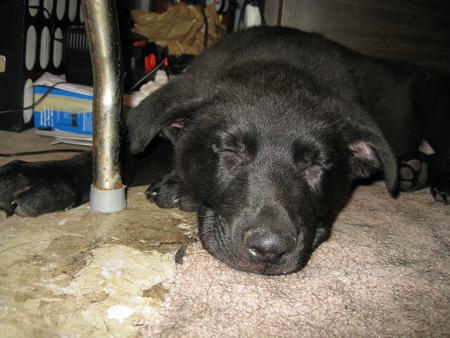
[[244, 228, 297, 264]]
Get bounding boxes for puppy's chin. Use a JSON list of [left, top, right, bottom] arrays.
[[197, 210, 315, 275], [200, 235, 311, 275], [217, 258, 300, 275]]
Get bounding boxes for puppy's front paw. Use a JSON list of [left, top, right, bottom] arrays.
[[0, 159, 89, 217], [146, 179, 182, 209], [146, 172, 196, 212]]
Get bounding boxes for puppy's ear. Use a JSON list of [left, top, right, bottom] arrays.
[[126, 81, 202, 154], [346, 122, 398, 194]]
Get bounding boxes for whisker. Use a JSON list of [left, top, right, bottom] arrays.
[[175, 202, 215, 213], [194, 205, 215, 212], [188, 249, 208, 255], [197, 228, 217, 237], [197, 214, 216, 219]]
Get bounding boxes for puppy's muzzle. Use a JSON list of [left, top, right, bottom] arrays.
[[244, 227, 297, 265]]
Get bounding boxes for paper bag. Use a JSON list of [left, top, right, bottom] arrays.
[[131, 3, 224, 55]]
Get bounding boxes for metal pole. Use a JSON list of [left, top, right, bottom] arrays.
[[82, 0, 126, 213]]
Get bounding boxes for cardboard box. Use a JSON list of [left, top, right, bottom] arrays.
[[33, 85, 93, 135]]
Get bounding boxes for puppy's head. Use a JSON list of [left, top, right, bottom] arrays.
[[127, 66, 398, 275]]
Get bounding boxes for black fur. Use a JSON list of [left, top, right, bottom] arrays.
[[1, 26, 449, 274]]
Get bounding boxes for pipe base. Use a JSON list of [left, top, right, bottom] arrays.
[[89, 185, 126, 213]]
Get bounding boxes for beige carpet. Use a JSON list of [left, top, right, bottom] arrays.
[[138, 182, 449, 337]]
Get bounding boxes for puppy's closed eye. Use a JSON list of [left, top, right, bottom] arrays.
[[295, 151, 321, 171], [213, 144, 250, 170], [293, 142, 330, 190], [213, 132, 257, 171]]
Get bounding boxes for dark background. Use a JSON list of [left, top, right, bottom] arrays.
[[264, 0, 450, 72]]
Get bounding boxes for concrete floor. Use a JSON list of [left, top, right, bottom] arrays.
[[0, 130, 197, 337]]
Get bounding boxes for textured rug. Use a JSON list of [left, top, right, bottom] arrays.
[[138, 182, 449, 337]]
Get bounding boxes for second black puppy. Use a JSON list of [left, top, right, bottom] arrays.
[[1, 26, 449, 275]]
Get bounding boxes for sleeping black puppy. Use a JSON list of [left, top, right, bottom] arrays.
[[0, 26, 449, 275]]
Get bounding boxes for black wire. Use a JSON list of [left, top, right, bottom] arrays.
[[0, 149, 88, 157], [257, 0, 266, 25], [237, 0, 249, 30], [201, 0, 209, 48], [127, 63, 163, 93], [1, 0, 64, 42], [237, 0, 266, 30], [6, 0, 52, 18], [0, 81, 67, 115]]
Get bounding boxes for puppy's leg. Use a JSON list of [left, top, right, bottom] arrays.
[[431, 173, 450, 204], [416, 73, 450, 202], [0, 152, 92, 217], [398, 151, 450, 203], [428, 154, 450, 204]]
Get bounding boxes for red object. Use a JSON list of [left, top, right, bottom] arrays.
[[133, 40, 146, 47], [145, 54, 157, 73], [132, 41, 159, 73]]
